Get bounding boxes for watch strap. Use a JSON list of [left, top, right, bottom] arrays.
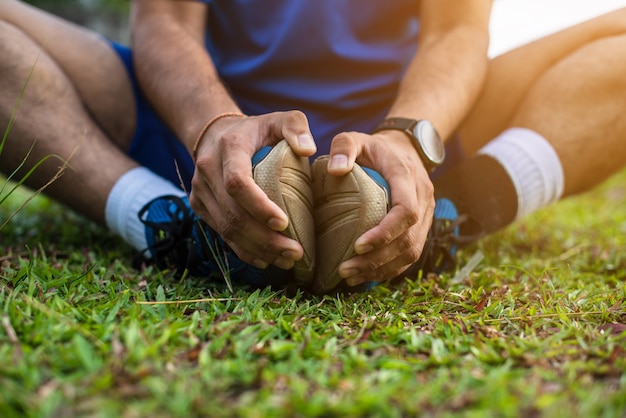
[[373, 118, 444, 173], [373, 117, 416, 134]]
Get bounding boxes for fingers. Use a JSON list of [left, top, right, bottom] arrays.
[[353, 169, 434, 255], [194, 127, 288, 230], [191, 110, 316, 269], [341, 228, 427, 286], [329, 130, 436, 285], [190, 160, 304, 269], [221, 144, 289, 231], [190, 110, 437, 283], [338, 207, 433, 286]]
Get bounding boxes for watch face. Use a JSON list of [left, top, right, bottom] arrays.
[[413, 120, 445, 166]]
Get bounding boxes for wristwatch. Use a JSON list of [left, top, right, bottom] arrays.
[[373, 118, 445, 172]]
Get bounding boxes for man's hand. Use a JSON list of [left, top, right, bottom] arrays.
[[323, 0, 491, 286], [189, 110, 317, 270], [325, 130, 436, 286]]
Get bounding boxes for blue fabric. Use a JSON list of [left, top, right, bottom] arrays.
[[361, 166, 391, 199], [142, 194, 292, 287], [203, 0, 420, 155], [111, 1, 465, 189], [110, 42, 195, 191]]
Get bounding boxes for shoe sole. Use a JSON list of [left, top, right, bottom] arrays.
[[253, 140, 315, 287], [310, 157, 390, 294]]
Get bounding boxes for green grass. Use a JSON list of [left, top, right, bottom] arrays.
[[1, 171, 625, 418]]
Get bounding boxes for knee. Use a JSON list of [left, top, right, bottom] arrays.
[[0, 20, 33, 57], [0, 20, 69, 98], [593, 7, 626, 36]]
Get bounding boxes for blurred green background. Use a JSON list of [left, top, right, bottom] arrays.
[[24, 0, 130, 42]]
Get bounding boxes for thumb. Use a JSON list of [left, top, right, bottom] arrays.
[[327, 132, 359, 176], [274, 111, 317, 156]]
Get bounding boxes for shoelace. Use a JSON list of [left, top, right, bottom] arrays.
[[133, 196, 215, 273], [417, 214, 485, 274]]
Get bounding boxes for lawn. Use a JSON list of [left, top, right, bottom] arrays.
[[2, 2, 626, 415], [1, 168, 625, 417]]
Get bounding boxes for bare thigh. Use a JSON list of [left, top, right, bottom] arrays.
[[0, 0, 135, 148], [458, 7, 626, 154]]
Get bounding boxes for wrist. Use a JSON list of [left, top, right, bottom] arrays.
[[373, 118, 445, 173], [192, 112, 247, 161]]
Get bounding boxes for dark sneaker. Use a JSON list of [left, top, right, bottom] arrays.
[[135, 140, 314, 287], [136, 194, 289, 287], [310, 159, 477, 293], [411, 197, 482, 275], [310, 157, 390, 294]]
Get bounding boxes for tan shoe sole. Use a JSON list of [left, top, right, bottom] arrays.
[[311, 157, 389, 294], [253, 140, 315, 287]]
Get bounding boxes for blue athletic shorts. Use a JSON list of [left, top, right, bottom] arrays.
[[111, 42, 196, 191], [110, 41, 463, 188]]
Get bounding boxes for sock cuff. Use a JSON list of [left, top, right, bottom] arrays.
[[478, 127, 564, 220], [105, 167, 186, 250]]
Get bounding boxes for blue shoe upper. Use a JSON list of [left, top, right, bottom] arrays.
[[137, 192, 290, 287], [251, 145, 273, 166], [135, 144, 294, 287], [361, 166, 390, 196], [433, 197, 459, 257], [135, 155, 464, 292]]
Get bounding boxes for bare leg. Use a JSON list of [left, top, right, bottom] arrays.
[[460, 8, 626, 196], [0, 0, 138, 222]]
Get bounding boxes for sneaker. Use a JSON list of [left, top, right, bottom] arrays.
[[135, 139, 314, 287], [310, 157, 390, 294], [252, 139, 315, 287], [410, 197, 483, 276], [136, 194, 289, 287]]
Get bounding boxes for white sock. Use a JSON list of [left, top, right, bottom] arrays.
[[105, 167, 186, 251], [478, 127, 564, 221]]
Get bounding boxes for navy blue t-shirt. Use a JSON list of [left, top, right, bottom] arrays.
[[202, 0, 420, 156]]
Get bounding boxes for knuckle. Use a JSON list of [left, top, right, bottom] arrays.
[[188, 191, 200, 211], [405, 246, 422, 264], [397, 234, 415, 253], [363, 258, 383, 274], [332, 131, 356, 147], [194, 153, 211, 167], [220, 131, 241, 145], [380, 261, 413, 283], [223, 172, 247, 197], [368, 268, 387, 282], [402, 230, 425, 262], [188, 192, 207, 219], [421, 180, 435, 197], [401, 206, 420, 228], [260, 239, 282, 256], [285, 109, 308, 124], [216, 220, 236, 241], [224, 208, 246, 229], [189, 177, 205, 196], [375, 230, 394, 247], [216, 211, 244, 241], [388, 266, 408, 282], [194, 146, 219, 167]]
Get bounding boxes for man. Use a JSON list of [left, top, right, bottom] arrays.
[[1, 1, 624, 293]]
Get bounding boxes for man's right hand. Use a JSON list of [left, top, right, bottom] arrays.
[[189, 110, 317, 270], [132, 1, 318, 271]]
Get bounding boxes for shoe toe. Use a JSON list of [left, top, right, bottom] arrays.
[[311, 157, 389, 294], [253, 140, 316, 286]]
